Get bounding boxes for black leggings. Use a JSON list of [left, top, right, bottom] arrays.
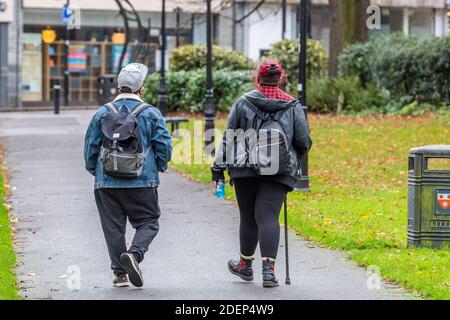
[[233, 178, 289, 259]]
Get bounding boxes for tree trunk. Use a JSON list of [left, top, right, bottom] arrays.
[[354, 0, 370, 43], [329, 0, 344, 77], [329, 0, 370, 77]]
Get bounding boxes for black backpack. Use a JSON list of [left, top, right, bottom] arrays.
[[100, 102, 150, 178], [244, 99, 293, 176]]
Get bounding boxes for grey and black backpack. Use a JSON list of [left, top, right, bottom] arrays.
[[244, 100, 293, 176], [100, 102, 150, 178], [254, 111, 292, 176]]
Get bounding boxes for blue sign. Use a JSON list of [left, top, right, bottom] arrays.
[[61, 3, 73, 24]]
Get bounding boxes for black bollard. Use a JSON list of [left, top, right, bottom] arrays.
[[54, 83, 61, 115]]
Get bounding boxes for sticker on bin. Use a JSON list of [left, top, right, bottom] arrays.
[[436, 190, 450, 214]]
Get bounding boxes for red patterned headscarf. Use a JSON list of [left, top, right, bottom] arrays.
[[254, 58, 286, 87]]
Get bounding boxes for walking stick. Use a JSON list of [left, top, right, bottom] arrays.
[[284, 197, 291, 285]]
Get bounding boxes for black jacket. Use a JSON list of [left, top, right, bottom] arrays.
[[212, 90, 312, 190]]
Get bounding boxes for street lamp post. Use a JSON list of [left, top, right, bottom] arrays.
[[63, 0, 70, 106], [174, 7, 182, 48], [282, 0, 287, 40], [204, 0, 215, 155], [296, 0, 311, 192], [158, 0, 167, 115]]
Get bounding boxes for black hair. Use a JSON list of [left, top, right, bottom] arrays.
[[119, 86, 141, 94], [119, 87, 132, 93]]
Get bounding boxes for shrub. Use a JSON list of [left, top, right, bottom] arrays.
[[169, 44, 255, 72], [334, 77, 390, 114], [339, 34, 450, 105], [143, 70, 191, 111], [338, 41, 374, 87], [307, 78, 337, 113], [144, 69, 255, 113], [307, 77, 389, 114], [144, 71, 390, 115], [266, 39, 328, 95]]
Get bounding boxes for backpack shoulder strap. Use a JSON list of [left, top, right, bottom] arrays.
[[104, 102, 118, 113], [131, 102, 151, 116], [242, 96, 269, 122]]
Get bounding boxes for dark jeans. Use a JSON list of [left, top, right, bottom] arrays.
[[234, 178, 289, 259], [94, 188, 160, 276]]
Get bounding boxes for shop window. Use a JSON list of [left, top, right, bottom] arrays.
[[22, 33, 42, 102]]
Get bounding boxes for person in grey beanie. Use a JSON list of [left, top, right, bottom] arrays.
[[84, 63, 172, 288]]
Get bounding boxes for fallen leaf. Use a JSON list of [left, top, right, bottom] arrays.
[[57, 274, 68, 280], [360, 214, 370, 219]]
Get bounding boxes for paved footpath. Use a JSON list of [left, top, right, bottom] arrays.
[[0, 110, 411, 300]]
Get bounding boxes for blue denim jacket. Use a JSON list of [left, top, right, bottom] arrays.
[[84, 94, 172, 189]]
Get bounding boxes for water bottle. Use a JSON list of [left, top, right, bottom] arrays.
[[216, 180, 225, 199]]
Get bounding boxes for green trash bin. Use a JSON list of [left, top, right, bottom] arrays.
[[408, 145, 450, 248]]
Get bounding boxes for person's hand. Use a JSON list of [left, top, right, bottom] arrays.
[[211, 167, 225, 184]]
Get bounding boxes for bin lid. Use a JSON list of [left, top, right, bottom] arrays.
[[410, 145, 450, 156]]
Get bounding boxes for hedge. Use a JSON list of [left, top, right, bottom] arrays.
[[307, 77, 390, 114], [339, 34, 450, 105], [169, 44, 255, 72], [144, 69, 255, 113]]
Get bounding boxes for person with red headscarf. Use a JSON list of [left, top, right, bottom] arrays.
[[255, 58, 294, 101], [211, 59, 312, 288]]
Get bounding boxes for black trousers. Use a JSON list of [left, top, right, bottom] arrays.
[[94, 188, 161, 275], [233, 178, 289, 259]]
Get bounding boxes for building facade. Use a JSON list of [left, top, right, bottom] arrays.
[[0, 0, 449, 109], [0, 0, 220, 108], [214, 0, 449, 60]]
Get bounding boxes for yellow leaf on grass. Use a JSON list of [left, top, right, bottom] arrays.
[[360, 214, 370, 219]]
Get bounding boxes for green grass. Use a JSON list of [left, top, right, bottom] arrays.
[[170, 113, 450, 300], [0, 162, 20, 300]]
